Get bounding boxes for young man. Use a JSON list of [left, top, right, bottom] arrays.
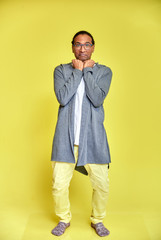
[[51, 31, 112, 237]]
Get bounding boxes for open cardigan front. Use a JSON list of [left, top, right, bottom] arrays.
[[51, 62, 112, 175]]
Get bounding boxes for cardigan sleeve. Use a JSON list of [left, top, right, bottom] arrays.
[[83, 66, 112, 107], [54, 65, 83, 106]]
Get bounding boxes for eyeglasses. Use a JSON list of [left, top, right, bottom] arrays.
[[73, 43, 93, 50]]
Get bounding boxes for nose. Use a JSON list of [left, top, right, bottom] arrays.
[[80, 45, 86, 52]]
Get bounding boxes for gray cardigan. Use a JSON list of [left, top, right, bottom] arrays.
[[51, 62, 112, 175]]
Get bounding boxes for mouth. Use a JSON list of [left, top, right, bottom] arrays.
[[79, 54, 87, 57]]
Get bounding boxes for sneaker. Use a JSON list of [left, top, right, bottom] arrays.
[[91, 222, 110, 237], [51, 222, 70, 236]]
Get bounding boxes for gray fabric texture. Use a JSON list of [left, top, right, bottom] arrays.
[[51, 62, 112, 175]]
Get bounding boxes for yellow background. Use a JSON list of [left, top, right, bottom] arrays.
[[0, 0, 161, 239]]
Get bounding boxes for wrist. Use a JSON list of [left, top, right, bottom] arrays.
[[76, 67, 83, 71]]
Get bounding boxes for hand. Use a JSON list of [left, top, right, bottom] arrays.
[[83, 60, 95, 69], [72, 59, 84, 71]]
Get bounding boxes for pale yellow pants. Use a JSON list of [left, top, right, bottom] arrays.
[[52, 146, 109, 224]]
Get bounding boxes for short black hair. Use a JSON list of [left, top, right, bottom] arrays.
[[71, 31, 95, 45]]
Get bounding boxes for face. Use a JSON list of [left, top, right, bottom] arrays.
[[72, 34, 95, 62]]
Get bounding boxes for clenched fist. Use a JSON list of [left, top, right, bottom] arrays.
[[83, 60, 95, 68], [72, 59, 84, 71]]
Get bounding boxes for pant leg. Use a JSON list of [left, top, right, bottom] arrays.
[[52, 146, 79, 223], [85, 164, 109, 224]]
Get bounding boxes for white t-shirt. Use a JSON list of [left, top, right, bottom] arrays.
[[74, 77, 85, 145]]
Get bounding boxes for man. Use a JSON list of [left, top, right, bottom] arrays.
[[51, 31, 112, 237]]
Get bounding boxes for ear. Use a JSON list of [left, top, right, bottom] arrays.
[[92, 45, 95, 53], [72, 45, 74, 53]]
